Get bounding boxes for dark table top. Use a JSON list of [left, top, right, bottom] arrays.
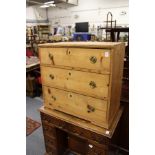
[[99, 27, 129, 32]]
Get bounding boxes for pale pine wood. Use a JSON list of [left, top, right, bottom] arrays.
[[39, 106, 123, 138], [39, 48, 111, 74], [43, 86, 107, 127], [39, 42, 125, 129], [38, 41, 122, 48], [107, 44, 125, 123], [41, 66, 110, 99]]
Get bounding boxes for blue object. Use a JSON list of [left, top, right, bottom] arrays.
[[73, 33, 91, 41]]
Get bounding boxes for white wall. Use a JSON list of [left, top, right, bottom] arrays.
[[47, 0, 129, 28], [26, 6, 48, 26]]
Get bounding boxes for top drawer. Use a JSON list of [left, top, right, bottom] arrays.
[[39, 48, 111, 73]]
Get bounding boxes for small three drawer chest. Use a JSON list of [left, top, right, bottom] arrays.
[[39, 42, 125, 129]]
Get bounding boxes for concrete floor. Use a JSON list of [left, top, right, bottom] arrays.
[[26, 97, 45, 155]]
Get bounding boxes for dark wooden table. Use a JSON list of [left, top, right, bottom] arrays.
[[106, 27, 129, 41], [99, 27, 129, 42], [39, 106, 128, 155], [26, 62, 41, 97], [26, 62, 40, 73]]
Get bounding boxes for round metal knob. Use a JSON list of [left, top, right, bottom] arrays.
[[90, 56, 97, 64], [49, 74, 54, 80], [89, 81, 96, 89], [87, 105, 95, 113], [51, 96, 56, 101]]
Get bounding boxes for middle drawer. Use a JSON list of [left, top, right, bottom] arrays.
[[41, 66, 110, 99]]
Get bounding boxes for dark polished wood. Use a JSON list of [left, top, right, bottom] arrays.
[[26, 63, 40, 72], [40, 110, 128, 155], [119, 44, 129, 150], [104, 27, 129, 42]]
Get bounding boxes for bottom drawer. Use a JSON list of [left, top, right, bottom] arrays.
[[68, 134, 107, 155], [68, 134, 88, 155], [44, 135, 57, 148], [87, 141, 107, 155], [42, 123, 56, 138], [43, 86, 107, 128], [87, 146, 106, 155], [46, 145, 57, 155]]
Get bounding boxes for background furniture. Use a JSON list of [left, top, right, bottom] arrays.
[[26, 56, 41, 97]]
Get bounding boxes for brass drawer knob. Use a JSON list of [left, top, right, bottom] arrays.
[[68, 93, 73, 98], [49, 74, 54, 80], [87, 105, 95, 113], [89, 81, 96, 89], [90, 56, 97, 64], [51, 96, 56, 101]]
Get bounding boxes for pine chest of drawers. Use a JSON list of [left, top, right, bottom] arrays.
[[39, 42, 125, 129]]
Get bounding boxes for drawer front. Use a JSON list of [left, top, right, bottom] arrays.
[[42, 123, 56, 138], [43, 87, 107, 126], [68, 134, 87, 154], [87, 142, 107, 155], [87, 148, 106, 155], [41, 66, 110, 99], [40, 112, 110, 145], [44, 135, 57, 147], [39, 48, 111, 73], [45, 145, 57, 155]]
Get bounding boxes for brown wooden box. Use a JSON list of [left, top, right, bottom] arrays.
[[39, 42, 125, 129]]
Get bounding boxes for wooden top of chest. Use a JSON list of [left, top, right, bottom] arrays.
[[38, 41, 124, 49]]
